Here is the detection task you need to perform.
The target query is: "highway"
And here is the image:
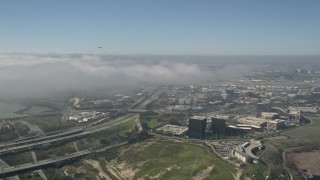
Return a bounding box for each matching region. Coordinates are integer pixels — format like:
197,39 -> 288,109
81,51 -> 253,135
134,92 -> 160,110
0,149 -> 91,176
128,97 -> 145,109
0,129 -> 83,149
0,93 -> 155,155
103,108 -> 182,114
0,113 -> 138,154
0,141 -> 129,177
86,113 -> 137,133
0,159 -> 19,180
0,132 -> 90,154
0,92 -> 161,176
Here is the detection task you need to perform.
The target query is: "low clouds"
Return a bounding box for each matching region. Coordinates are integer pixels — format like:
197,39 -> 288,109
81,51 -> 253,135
0,53 -> 211,97
0,53 -> 256,98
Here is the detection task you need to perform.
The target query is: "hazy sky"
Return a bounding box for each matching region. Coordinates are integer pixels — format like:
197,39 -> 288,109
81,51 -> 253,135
0,0 -> 319,55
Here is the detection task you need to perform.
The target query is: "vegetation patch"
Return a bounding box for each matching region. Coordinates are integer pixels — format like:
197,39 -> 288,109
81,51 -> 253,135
89,117 -> 135,142
113,140 -> 235,180
283,116 -> 320,143
29,115 -> 78,132
34,141 -> 78,160
140,112 -> 186,130
141,116 -> 165,129
1,151 -> 33,166
261,116 -> 320,180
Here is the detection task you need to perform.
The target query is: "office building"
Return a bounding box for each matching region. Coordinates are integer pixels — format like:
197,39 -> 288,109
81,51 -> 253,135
211,116 -> 227,136
188,116 -> 207,139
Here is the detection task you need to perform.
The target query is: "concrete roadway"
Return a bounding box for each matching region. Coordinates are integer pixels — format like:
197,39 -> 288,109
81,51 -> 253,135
0,113 -> 137,154
244,141 -> 262,159
0,132 -> 90,154
0,113 -> 139,154
85,113 -> 137,133
0,159 -> 20,180
0,93 -> 160,176
0,129 -> 83,149
0,149 -> 91,176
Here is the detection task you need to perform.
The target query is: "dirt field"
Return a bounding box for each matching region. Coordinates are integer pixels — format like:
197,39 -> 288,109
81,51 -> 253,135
84,160 -> 112,180
288,151 -> 320,179
192,165 -> 214,180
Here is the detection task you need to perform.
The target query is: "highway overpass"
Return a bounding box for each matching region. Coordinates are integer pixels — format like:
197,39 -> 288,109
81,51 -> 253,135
0,129 -> 84,149
0,132 -> 90,154
0,149 -> 91,176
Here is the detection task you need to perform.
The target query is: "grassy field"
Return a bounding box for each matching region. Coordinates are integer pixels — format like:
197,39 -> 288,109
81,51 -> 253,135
34,141 -> 78,160
283,116 -> 320,141
258,116 -> 320,179
141,116 -> 165,129
116,140 -> 235,180
239,116 -> 320,179
270,116 -> 320,149
140,112 -> 187,129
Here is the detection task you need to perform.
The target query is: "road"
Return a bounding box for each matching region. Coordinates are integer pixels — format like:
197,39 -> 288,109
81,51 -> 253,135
0,149 -> 91,176
244,141 -> 262,159
0,159 -> 20,180
86,113 -> 137,133
282,148 -> 294,180
0,128 -> 83,149
0,113 -> 137,154
94,141 -> 128,152
0,92 -> 159,177
128,97 -> 145,109
0,132 -> 90,154
134,93 -> 159,110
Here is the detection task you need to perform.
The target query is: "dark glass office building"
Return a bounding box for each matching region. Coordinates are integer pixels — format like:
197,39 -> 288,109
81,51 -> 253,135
188,116 -> 207,139
211,116 -> 227,136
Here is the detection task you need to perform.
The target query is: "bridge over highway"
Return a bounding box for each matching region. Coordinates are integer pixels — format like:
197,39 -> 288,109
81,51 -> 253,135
0,129 -> 84,149
0,149 -> 91,176
0,132 -> 90,154
0,141 -> 129,177
0,113 -> 138,154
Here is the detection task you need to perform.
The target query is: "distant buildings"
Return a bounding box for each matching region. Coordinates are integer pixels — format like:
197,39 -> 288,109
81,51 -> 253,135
267,119 -> 286,130
256,102 -> 271,112
226,88 -> 235,95
288,110 -> 301,124
261,112 -> 278,119
233,149 -> 253,163
237,116 -> 268,128
226,124 -> 252,136
233,141 -> 262,164
188,116 -> 207,139
288,106 -> 317,113
68,111 -> 107,123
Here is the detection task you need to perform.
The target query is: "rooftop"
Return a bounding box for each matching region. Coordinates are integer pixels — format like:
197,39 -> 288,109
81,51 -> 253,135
190,116 -> 207,121
213,115 -> 229,120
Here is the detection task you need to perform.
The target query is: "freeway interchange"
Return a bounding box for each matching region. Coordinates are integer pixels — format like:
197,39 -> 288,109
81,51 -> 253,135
0,92 -> 157,177
0,149 -> 91,176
